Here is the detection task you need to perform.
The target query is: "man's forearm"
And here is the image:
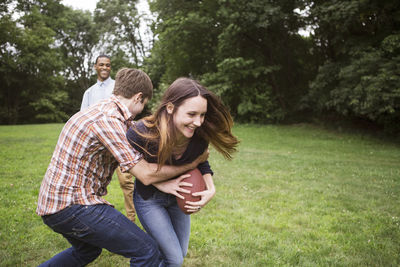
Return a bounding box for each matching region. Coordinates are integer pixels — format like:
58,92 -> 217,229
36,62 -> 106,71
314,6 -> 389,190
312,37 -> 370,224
129,159 -> 196,186
128,148 -> 209,186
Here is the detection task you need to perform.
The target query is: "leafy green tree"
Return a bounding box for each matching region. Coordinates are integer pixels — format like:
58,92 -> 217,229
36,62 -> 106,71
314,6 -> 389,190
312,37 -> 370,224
94,0 -> 147,68
55,7 -> 100,114
1,0 -> 154,124
304,0 -> 400,133
0,0 -> 68,124
208,0 -> 314,122
149,0 -> 220,81
149,0 -> 314,123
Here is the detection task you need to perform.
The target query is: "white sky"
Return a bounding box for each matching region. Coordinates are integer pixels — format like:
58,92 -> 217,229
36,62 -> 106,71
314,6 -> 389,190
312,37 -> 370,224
61,0 -> 153,62
61,0 -> 97,12
61,0 -> 150,15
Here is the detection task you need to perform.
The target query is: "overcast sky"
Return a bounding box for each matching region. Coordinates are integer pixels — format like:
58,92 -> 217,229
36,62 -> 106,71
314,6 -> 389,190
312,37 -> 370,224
61,0 -> 149,15
61,0 -> 97,12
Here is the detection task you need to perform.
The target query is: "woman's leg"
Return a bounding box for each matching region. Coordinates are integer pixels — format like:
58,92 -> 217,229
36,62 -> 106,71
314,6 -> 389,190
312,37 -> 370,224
167,199 -> 191,259
134,191 -> 190,267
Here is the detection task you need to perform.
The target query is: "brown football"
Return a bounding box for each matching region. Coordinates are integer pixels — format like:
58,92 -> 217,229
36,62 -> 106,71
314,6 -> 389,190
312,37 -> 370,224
176,168 -> 206,214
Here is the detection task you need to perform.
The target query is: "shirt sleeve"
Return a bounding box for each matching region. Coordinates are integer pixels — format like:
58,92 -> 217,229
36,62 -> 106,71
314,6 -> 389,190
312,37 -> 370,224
195,136 -> 213,175
80,90 -> 90,111
197,160 -> 213,176
91,116 -> 142,172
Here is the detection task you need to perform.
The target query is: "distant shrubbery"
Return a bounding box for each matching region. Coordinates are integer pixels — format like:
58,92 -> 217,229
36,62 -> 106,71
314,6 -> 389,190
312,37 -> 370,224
1,0 -> 399,134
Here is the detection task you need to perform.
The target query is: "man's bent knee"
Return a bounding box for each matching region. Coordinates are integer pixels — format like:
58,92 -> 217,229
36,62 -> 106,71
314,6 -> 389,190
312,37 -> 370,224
75,247 -> 102,265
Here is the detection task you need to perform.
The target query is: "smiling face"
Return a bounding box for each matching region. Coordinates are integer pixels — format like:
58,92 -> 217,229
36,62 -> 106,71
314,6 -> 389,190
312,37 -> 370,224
94,57 -> 111,82
168,95 -> 207,141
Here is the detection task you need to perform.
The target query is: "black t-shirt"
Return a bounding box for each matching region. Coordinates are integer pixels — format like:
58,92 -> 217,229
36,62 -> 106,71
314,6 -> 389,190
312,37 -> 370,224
126,120 -> 213,199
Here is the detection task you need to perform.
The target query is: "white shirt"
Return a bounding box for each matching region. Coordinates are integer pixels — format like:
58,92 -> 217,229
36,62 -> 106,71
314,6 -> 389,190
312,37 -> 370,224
80,77 -> 115,111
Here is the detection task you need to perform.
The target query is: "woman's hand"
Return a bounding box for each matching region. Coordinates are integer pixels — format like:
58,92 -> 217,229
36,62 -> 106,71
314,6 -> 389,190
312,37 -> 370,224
153,174 -> 193,199
184,173 -> 215,213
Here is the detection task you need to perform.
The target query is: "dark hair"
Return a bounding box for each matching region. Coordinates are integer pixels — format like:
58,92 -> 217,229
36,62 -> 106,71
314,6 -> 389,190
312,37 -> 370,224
95,54 -> 111,64
113,68 -> 153,100
137,77 -> 238,167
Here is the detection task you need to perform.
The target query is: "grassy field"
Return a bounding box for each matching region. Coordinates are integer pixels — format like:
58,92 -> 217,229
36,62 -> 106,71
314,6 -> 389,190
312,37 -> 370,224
0,123 -> 399,266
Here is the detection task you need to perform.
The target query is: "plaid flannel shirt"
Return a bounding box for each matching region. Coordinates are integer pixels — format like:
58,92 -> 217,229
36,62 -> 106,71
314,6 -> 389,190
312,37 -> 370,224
36,95 -> 142,216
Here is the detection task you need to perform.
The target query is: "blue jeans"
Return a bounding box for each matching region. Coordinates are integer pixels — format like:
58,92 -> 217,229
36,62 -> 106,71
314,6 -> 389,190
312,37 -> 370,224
134,190 -> 190,267
39,204 -> 164,267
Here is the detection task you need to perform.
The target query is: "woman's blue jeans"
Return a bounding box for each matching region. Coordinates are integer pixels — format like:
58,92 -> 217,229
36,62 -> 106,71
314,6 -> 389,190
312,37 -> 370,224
134,190 -> 191,267
39,204 -> 164,267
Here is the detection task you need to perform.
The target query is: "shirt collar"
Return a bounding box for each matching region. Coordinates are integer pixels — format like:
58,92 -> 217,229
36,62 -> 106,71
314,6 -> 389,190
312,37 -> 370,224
110,95 -> 134,121
97,77 -> 112,87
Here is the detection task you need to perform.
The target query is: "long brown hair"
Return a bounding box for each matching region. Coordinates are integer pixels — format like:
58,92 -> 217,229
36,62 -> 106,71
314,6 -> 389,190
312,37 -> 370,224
134,77 -> 239,167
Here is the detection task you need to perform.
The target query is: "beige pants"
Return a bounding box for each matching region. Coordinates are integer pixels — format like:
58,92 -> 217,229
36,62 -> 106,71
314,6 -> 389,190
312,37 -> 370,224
116,167 -> 136,223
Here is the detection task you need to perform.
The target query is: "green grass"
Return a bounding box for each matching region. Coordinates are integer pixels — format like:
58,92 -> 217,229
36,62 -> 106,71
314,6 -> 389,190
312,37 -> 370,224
1,123 -> 400,266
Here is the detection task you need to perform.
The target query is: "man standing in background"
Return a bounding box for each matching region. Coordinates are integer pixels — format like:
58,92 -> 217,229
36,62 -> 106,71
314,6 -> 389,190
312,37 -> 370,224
81,55 -> 136,223
81,55 -> 115,110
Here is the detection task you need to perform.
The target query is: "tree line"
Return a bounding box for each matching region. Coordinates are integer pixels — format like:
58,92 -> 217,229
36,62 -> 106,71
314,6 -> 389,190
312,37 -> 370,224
1,0 -> 399,134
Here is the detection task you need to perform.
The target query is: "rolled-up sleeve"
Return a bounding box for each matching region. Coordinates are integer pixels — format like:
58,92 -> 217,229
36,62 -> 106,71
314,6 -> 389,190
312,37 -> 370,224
197,160 -> 213,176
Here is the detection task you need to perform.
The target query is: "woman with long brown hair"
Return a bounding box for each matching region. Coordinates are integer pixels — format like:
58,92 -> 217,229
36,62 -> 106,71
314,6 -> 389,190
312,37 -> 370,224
127,77 -> 238,266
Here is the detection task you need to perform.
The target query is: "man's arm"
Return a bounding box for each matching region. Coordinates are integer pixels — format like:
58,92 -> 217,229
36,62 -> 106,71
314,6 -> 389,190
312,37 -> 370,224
128,148 -> 209,185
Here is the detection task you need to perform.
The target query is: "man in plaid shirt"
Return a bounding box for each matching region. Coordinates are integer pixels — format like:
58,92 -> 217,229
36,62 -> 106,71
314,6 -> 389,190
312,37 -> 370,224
37,68 -> 208,267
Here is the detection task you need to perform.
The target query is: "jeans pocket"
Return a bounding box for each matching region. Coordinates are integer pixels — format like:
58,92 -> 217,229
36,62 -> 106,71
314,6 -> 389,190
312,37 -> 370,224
44,208 -> 93,239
